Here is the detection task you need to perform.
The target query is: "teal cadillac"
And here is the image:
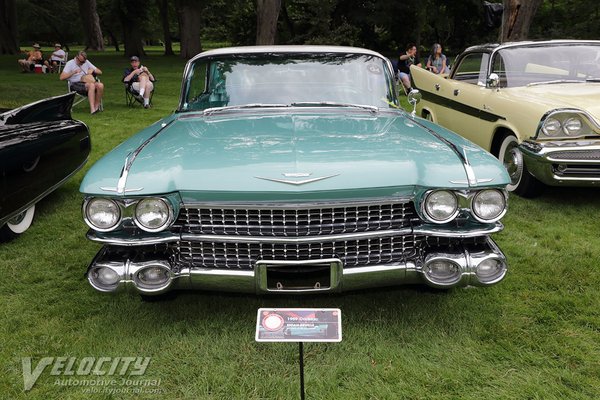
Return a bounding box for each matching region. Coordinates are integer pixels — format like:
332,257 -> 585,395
81,46 -> 510,296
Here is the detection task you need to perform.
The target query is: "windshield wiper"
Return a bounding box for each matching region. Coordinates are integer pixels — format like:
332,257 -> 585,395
202,103 -> 289,115
527,79 -> 585,87
290,101 -> 379,113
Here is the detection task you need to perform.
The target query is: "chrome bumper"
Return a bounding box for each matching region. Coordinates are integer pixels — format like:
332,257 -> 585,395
86,237 -> 507,295
521,140 -> 600,186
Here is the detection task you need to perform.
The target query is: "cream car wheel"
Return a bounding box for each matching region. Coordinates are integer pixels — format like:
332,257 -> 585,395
0,205 -> 35,241
498,135 -> 523,191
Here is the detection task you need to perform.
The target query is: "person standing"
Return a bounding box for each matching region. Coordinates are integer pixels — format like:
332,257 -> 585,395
60,51 -> 104,114
397,43 -> 421,93
123,56 -> 155,108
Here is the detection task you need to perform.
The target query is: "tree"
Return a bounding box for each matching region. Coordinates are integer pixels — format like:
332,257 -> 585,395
116,0 -> 146,57
176,0 -> 202,59
256,0 -> 281,45
500,0 -> 542,42
0,0 -> 18,54
78,0 -> 104,51
157,0 -> 174,55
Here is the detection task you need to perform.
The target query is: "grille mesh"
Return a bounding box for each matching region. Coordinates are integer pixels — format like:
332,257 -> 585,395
547,150 -> 600,161
173,201 -> 416,237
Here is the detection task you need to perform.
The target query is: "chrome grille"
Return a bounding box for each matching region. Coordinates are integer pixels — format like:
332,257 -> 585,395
174,235 -> 423,270
547,150 -> 600,161
173,201 -> 416,237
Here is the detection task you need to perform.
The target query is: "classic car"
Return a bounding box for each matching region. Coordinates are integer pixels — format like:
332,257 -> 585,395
80,46 -> 510,297
0,93 -> 90,241
411,40 -> 600,197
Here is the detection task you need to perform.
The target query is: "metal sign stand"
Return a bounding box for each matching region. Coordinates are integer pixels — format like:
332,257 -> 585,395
299,342 -> 305,400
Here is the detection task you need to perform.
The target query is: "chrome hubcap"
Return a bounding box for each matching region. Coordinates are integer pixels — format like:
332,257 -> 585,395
503,144 -> 523,186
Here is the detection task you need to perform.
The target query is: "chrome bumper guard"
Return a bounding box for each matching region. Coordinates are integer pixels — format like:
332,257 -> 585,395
86,237 -> 507,295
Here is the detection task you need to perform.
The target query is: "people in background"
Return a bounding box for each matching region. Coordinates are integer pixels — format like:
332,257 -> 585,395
44,43 -> 66,73
397,43 -> 421,92
60,51 -> 104,114
18,43 -> 43,73
426,43 -> 450,75
123,56 -> 155,108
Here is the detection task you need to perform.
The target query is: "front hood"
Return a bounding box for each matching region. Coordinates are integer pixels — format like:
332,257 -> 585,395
81,110 -> 506,200
510,83 -> 600,116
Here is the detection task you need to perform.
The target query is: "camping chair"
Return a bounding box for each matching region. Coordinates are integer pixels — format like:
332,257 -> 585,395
67,78 -> 103,110
57,51 -> 68,73
125,80 -> 155,107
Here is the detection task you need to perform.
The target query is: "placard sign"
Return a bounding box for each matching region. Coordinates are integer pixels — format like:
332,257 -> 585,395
255,308 -> 342,342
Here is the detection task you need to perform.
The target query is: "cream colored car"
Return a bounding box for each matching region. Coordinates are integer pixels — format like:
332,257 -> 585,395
411,40 -> 600,197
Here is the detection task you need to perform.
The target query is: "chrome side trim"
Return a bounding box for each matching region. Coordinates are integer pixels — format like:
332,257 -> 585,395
177,197 -> 413,209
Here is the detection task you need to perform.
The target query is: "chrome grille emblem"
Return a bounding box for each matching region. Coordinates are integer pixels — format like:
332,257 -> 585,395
255,173 -> 339,185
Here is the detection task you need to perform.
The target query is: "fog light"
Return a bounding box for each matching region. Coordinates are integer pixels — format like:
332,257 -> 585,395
136,266 -> 170,287
89,267 -> 121,291
424,260 -> 462,285
476,258 -> 505,284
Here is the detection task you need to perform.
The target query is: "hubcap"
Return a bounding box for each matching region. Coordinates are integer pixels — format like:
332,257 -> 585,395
503,144 -> 523,186
8,211 -> 26,225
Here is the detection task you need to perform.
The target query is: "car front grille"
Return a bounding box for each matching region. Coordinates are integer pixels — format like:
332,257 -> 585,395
173,200 -> 417,237
173,235 -> 423,270
547,150 -> 600,161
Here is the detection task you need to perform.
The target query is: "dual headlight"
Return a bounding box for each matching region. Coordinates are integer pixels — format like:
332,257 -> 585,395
84,197 -> 173,232
539,111 -> 598,139
422,189 -> 507,224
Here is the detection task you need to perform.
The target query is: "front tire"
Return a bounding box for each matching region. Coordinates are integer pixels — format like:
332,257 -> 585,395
0,205 -> 35,242
497,135 -> 544,198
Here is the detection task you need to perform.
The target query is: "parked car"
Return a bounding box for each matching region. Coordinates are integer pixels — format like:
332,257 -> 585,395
411,40 -> 600,197
0,93 -> 90,241
80,46 -> 510,297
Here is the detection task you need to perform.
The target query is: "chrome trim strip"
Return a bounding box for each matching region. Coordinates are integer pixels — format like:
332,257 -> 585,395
181,229 -> 413,243
178,197 -> 413,209
254,174 -> 340,185
87,230 -> 179,245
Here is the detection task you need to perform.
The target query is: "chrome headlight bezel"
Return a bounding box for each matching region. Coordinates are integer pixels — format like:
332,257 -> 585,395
133,197 -> 174,232
470,189 -> 508,223
83,197 -> 122,232
537,110 -> 598,140
422,190 -> 460,224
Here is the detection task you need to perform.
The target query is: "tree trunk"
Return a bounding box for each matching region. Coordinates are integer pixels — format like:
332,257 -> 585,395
500,0 -> 542,42
78,0 -> 104,51
177,0 -> 202,59
256,0 -> 281,45
0,0 -> 18,55
106,29 -> 120,52
158,0 -> 174,56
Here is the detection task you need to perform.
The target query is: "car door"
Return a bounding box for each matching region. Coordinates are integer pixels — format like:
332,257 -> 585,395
412,52 -> 496,150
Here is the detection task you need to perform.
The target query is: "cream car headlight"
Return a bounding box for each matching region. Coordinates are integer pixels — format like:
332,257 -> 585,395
562,117 -> 582,136
84,198 -> 121,231
471,189 -> 507,223
423,190 -> 459,223
134,198 -> 173,232
541,117 -> 561,136
538,111 -> 597,139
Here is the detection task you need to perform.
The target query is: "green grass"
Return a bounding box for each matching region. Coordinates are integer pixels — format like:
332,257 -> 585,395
1,50 -> 599,399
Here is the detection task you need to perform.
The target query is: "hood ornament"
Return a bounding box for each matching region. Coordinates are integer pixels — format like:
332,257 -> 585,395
255,173 -> 339,186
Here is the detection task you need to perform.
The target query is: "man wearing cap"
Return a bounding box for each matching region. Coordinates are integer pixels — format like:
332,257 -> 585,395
18,44 -> 43,73
123,56 -> 155,108
60,51 -> 104,114
44,43 -> 66,73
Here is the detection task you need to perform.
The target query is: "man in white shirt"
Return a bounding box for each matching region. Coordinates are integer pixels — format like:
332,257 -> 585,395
44,43 -> 66,73
60,51 -> 104,114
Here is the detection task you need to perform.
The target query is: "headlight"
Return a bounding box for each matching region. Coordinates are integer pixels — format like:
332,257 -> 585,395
471,189 -> 507,223
562,117 -> 582,136
423,190 -> 459,223
84,198 -> 121,231
134,198 -> 172,232
541,117 -> 561,136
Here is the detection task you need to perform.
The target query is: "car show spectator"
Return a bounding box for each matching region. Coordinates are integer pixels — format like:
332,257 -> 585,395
123,56 -> 155,108
60,51 -> 104,114
44,43 -> 66,73
397,43 -> 421,93
18,44 -> 43,73
426,43 -> 450,75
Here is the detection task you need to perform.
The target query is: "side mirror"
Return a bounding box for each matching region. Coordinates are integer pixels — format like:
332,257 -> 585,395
487,73 -> 500,88
407,89 -> 422,116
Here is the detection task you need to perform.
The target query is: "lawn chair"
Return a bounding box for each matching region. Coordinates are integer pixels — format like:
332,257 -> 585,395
67,79 -> 103,110
125,80 -> 155,107
57,51 -> 68,74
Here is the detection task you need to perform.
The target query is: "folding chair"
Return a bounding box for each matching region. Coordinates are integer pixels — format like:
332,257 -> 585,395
57,51 -> 68,73
125,81 -> 155,107
68,79 -> 103,110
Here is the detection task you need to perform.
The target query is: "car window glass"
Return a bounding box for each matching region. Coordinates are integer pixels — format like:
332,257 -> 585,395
453,53 -> 489,86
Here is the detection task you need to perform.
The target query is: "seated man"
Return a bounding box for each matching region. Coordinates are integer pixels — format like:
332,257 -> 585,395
123,56 -> 155,108
44,43 -> 66,73
18,44 -> 43,73
397,43 -> 422,93
60,51 -> 104,114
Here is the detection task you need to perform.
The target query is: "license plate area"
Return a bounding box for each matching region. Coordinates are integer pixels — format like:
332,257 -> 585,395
256,259 -> 343,293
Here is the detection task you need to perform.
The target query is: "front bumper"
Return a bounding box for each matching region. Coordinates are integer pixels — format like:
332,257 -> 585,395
86,236 -> 507,295
521,140 -> 600,186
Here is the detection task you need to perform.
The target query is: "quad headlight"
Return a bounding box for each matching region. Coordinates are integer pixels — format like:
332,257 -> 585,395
423,190 -> 459,223
539,111 -> 597,139
84,198 -> 121,231
134,198 -> 173,232
471,189 -> 507,223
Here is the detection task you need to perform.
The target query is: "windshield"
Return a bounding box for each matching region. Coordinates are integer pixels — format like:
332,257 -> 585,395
494,44 -> 600,88
180,53 -> 398,112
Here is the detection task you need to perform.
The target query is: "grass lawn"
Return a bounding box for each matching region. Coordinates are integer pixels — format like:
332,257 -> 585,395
0,49 -> 599,399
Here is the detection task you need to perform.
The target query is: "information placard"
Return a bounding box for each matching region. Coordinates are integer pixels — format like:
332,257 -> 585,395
255,308 -> 342,342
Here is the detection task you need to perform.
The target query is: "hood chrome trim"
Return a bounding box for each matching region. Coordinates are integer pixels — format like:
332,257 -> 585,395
254,174 -> 339,185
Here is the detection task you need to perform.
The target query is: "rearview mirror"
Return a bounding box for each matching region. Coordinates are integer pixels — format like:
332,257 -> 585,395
407,89 -> 422,116
487,73 -> 500,88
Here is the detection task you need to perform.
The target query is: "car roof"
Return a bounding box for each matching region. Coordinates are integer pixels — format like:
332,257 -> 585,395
463,39 -> 600,53
189,45 -> 386,63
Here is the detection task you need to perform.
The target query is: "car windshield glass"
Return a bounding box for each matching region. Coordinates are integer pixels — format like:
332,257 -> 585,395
180,53 -> 398,112
496,44 -> 600,88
